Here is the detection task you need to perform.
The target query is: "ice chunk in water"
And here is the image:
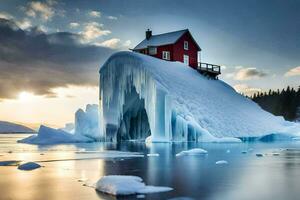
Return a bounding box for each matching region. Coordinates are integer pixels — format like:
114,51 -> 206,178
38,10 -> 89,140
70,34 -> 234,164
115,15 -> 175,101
18,162 -> 41,171
176,148 -> 208,156
95,175 -> 172,195
216,160 -> 228,165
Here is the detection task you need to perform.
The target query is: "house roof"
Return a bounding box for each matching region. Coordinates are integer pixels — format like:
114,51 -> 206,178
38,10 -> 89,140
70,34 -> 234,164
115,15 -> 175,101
133,29 -> 201,50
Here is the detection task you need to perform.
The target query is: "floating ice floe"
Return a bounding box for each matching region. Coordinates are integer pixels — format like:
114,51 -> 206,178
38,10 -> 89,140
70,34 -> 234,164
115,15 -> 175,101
137,194 -> 145,198
95,175 -> 173,195
18,162 -> 41,171
176,148 -> 208,156
18,125 -> 94,145
147,153 -> 160,157
216,160 -> 228,165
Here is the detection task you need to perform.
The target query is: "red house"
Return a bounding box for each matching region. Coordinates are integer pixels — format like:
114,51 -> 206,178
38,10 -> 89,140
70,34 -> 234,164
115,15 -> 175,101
133,29 -> 221,78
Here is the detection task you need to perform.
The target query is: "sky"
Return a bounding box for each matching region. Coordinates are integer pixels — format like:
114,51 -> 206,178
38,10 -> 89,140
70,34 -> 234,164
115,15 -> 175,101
0,0 -> 299,128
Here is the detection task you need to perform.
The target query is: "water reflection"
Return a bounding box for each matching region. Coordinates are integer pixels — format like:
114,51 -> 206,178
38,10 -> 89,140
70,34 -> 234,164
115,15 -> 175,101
1,134 -> 300,200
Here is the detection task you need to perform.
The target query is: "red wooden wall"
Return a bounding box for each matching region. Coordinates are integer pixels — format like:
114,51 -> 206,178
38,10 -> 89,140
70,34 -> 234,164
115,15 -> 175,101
137,32 -> 200,69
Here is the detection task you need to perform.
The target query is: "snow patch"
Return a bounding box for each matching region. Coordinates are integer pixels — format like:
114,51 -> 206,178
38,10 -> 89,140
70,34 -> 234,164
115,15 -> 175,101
19,125 -> 94,145
95,175 -> 172,195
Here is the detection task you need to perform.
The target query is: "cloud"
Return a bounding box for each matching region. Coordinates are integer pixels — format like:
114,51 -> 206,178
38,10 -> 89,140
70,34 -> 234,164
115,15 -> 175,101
107,16 -> 118,20
81,22 -> 111,41
0,12 -> 13,20
0,18 -> 115,99
24,1 -> 55,21
123,40 -> 131,47
96,38 -> 121,49
69,22 -> 80,28
15,18 -> 32,29
233,84 -> 262,96
284,66 -> 300,77
235,67 -> 267,80
89,10 -> 101,18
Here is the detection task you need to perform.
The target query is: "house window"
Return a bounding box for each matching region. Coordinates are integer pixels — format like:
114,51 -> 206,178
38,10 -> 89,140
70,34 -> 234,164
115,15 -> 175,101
184,41 -> 189,50
149,47 -> 157,55
162,51 -> 170,60
183,55 -> 189,65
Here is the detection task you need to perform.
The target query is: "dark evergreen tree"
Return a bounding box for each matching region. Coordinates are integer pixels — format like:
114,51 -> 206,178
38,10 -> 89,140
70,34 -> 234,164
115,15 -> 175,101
251,86 -> 300,121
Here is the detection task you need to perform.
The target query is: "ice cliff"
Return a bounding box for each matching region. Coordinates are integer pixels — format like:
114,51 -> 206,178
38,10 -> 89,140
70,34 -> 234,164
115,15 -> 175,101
99,51 -> 300,142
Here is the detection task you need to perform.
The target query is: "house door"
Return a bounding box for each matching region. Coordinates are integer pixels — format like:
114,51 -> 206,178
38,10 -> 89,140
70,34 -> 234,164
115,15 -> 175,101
184,55 -> 189,65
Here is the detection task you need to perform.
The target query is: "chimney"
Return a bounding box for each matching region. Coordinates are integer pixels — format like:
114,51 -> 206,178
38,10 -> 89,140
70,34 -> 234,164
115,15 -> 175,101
146,29 -> 152,40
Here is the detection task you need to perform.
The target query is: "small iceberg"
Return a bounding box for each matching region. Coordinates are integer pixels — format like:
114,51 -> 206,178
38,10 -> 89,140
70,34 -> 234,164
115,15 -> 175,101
95,175 -> 172,195
216,160 -> 228,165
18,162 -> 41,171
18,125 -> 94,145
176,148 -> 208,156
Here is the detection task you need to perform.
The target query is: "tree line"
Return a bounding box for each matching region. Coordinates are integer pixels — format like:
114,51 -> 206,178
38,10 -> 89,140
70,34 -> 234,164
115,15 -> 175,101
250,86 -> 300,121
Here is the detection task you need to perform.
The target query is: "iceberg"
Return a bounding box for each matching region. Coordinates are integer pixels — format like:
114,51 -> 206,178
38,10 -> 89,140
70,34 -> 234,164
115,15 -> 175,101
19,125 -> 93,145
59,123 -> 75,133
75,104 -> 100,139
99,51 -> 300,142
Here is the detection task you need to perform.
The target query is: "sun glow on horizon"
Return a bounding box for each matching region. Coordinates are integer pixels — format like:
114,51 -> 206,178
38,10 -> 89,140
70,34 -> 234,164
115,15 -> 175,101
0,86 -> 98,127
18,91 -> 35,102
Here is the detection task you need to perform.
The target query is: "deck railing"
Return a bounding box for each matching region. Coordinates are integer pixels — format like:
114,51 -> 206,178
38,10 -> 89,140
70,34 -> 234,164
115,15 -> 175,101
197,62 -> 221,74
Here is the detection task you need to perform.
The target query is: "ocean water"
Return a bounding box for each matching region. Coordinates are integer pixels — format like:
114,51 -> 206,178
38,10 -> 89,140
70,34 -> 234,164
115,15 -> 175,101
1,134 -> 300,200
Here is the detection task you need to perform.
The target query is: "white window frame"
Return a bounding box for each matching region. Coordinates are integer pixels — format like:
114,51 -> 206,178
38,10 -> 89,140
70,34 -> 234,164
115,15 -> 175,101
162,51 -> 170,60
149,47 -> 157,55
184,41 -> 189,50
183,54 -> 189,65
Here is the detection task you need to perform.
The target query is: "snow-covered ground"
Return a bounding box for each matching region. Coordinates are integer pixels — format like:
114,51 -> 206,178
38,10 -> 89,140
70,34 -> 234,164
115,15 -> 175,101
0,121 -> 34,133
99,51 -> 300,142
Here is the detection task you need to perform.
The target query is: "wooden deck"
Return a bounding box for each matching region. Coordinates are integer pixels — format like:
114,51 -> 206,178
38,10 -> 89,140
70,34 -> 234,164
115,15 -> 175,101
197,62 -> 221,79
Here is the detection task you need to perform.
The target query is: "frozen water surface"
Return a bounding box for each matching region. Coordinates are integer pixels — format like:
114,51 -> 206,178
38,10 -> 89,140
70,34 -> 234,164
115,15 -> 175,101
1,134 -> 300,200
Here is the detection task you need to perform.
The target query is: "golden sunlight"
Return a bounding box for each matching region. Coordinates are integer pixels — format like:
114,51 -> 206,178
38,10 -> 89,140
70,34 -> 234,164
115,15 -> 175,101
18,91 -> 35,101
